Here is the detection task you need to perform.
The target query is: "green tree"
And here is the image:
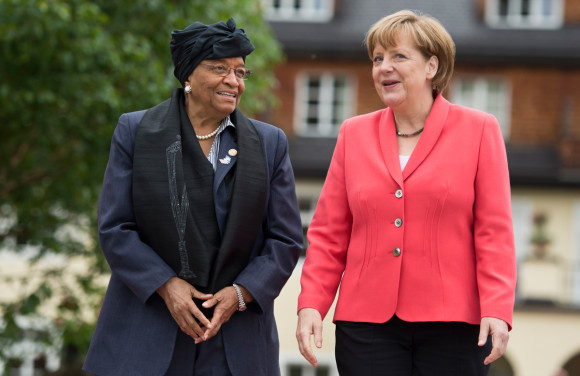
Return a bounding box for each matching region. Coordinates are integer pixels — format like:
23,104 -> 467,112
0,0 -> 283,372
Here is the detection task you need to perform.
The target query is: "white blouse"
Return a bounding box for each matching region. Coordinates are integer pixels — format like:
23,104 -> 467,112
399,155 -> 411,171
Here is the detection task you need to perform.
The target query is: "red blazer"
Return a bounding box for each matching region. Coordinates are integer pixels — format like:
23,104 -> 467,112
298,95 -> 516,329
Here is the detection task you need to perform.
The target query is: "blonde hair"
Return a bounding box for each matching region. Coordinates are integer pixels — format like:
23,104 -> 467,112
365,10 -> 456,93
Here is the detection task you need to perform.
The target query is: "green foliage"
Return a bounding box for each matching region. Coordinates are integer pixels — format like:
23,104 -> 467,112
0,0 -> 283,372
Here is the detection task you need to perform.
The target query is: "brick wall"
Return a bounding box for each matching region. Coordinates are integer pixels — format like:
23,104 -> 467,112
266,60 -> 580,150
454,65 -> 580,146
565,0 -> 580,24
267,58 -> 383,137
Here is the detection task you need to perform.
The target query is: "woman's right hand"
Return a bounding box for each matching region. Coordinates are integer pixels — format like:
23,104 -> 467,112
296,307 -> 323,367
156,277 -> 214,343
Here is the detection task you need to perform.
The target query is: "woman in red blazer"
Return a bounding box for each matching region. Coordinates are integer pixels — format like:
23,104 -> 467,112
296,10 -> 516,376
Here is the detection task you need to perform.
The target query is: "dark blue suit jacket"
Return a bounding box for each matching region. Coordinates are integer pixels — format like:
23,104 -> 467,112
83,108 -> 302,376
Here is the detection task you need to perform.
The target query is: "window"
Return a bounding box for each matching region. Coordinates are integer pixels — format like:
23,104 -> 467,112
295,182 -> 323,256
264,0 -> 334,22
298,196 -> 315,255
572,202 -> 580,306
485,0 -> 563,29
295,73 -> 354,137
511,197 -> 534,263
280,353 -> 339,376
287,364 -> 331,376
452,77 -> 511,141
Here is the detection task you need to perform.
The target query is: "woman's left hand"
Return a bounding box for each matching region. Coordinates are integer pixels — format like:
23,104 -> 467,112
478,317 -> 509,365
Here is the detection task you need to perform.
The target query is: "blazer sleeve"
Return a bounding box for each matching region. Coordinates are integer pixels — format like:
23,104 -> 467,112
473,114 -> 517,329
235,128 -> 303,312
98,113 -> 176,303
297,123 -> 353,319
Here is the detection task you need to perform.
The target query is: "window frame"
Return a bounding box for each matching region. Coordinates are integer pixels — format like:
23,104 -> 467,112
264,0 -> 334,22
485,0 -> 564,29
294,180 -> 324,256
280,352 -> 339,376
511,197 -> 534,264
294,71 -> 355,138
572,201 -> 580,306
451,75 -> 512,141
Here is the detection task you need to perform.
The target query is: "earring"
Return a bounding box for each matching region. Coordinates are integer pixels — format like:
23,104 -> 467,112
184,84 -> 191,94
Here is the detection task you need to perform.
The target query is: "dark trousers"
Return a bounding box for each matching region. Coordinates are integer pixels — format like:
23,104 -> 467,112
335,316 -> 492,376
164,329 -> 232,376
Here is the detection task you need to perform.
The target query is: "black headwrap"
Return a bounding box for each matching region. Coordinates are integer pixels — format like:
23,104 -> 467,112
170,17 -> 255,86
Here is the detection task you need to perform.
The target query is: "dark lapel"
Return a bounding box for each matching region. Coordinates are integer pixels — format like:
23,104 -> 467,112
209,108 -> 268,291
213,128 -> 237,234
133,89 -> 220,290
213,128 -> 238,196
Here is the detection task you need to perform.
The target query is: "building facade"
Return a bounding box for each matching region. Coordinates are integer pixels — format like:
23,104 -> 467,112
263,0 -> 580,375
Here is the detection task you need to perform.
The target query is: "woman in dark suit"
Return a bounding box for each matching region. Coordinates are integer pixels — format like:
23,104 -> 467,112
296,10 -> 516,376
83,18 -> 302,376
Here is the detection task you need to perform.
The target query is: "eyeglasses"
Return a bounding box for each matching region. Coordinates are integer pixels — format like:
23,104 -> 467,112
199,63 -> 252,80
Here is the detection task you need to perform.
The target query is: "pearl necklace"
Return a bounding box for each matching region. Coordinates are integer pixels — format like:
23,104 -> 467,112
396,127 -> 424,137
196,126 -> 220,140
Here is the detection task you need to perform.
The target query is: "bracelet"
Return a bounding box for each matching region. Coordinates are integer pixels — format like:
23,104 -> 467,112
232,283 -> 247,312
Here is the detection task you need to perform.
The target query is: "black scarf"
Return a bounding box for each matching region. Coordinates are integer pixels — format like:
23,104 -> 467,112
132,89 -> 267,293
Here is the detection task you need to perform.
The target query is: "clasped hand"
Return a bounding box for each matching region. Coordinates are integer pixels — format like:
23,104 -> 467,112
157,277 -> 239,344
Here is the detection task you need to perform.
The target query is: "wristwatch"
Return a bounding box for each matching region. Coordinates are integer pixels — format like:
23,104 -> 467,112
232,283 -> 247,312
